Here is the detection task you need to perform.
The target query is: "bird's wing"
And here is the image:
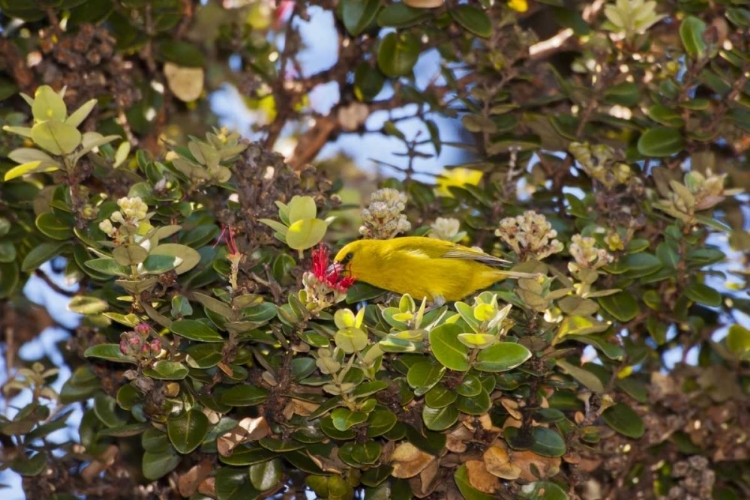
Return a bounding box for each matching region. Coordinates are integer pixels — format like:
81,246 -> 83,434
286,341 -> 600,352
388,238 -> 511,267
442,247 -> 511,267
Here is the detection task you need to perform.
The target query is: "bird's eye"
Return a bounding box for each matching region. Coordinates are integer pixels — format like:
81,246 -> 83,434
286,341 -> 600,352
342,252 -> 354,264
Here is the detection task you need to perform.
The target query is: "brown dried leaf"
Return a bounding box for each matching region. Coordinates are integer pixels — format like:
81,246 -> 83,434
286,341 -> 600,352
465,460 -> 500,494
483,445 -> 521,480
391,442 -> 436,479
178,460 -> 213,498
81,445 -> 118,483
198,477 -> 215,497
290,398 -> 320,417
217,416 -> 271,456
478,413 -> 501,433
511,449 -> 561,481
418,457 -> 441,495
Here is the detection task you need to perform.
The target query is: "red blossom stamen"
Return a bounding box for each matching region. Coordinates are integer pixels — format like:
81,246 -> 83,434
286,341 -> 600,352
215,225 -> 241,256
311,244 -> 356,292
312,244 -> 330,281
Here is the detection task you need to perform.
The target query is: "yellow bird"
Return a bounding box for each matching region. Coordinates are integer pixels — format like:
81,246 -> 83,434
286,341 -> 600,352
334,237 -> 538,304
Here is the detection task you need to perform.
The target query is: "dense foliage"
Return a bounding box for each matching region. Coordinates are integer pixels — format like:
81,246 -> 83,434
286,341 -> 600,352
1,1 -> 749,499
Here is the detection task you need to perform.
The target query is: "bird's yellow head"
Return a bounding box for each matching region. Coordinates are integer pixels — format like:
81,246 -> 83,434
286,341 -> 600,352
333,239 -> 376,282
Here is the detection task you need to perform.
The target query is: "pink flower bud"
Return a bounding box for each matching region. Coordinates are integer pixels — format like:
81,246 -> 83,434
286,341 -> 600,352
150,338 -> 162,353
135,323 -> 150,335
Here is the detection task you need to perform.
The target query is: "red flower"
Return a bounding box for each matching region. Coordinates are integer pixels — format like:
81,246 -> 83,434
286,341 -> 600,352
311,245 -> 356,293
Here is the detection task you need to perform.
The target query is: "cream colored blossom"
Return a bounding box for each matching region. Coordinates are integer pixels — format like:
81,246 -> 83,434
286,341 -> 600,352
359,188 -> 411,239
428,217 -> 465,242
569,234 -> 614,273
495,211 -> 563,261
98,219 -> 115,236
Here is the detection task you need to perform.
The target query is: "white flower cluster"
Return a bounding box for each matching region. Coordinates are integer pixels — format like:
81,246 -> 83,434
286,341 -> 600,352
359,188 -> 411,240
428,217 -> 466,242
495,210 -> 563,261
569,234 -> 614,273
99,196 -> 149,237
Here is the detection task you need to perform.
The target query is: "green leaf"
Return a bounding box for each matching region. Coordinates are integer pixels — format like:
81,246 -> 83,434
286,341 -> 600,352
566,335 -> 624,360
331,407 -> 368,431
141,254 -> 179,274
290,357 -> 317,381
12,451 -> 48,477
680,16 -> 707,59
93,393 -> 128,428
68,295 -> 108,315
530,427 -> 566,457
517,480 -> 569,500
142,360 -> 189,380
84,344 -> 136,364
97,422 -> 152,437
143,448 -> 181,480
31,120 -> 82,155
429,323 -> 470,371
683,282 -> 721,307
339,441 -> 382,467
170,319 -> 224,342
36,211 -> 74,240
377,3 -> 429,28
646,316 -> 668,345
167,409 -> 209,454
249,459 -> 282,491
606,252 -> 661,276
726,7 -> 750,27
425,385 -> 457,408
334,327 -> 369,353
150,243 -> 201,274
346,282 -> 386,303
8,148 -> 60,168
288,195 -> 318,223
407,360 -> 445,394
422,404 -> 459,431
21,241 -> 67,272
112,244 -> 149,266
603,82 -> 640,106
0,262 -> 20,299
0,241 -> 16,263
598,291 -> 639,322
455,375 -> 482,397
286,218 -> 328,250
84,257 -> 129,277
219,445 -> 278,466
0,218 -> 11,238
32,86 -> 67,122
242,302 -> 277,323
156,40 -> 205,67
450,5 -> 492,38
602,403 -> 645,438
474,342 -> 531,372
727,325 -> 750,355
0,77 -> 17,101
341,0 -> 380,36
185,343 -> 223,368
455,389 -> 491,415
377,32 -> 421,78
4,160 -> 60,181
66,98 -> 98,128
215,466 -> 260,500
366,410 -> 398,438
354,63 -> 385,102
220,385 -> 269,407
637,127 -> 685,157
647,104 -> 685,128
556,360 -> 604,393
